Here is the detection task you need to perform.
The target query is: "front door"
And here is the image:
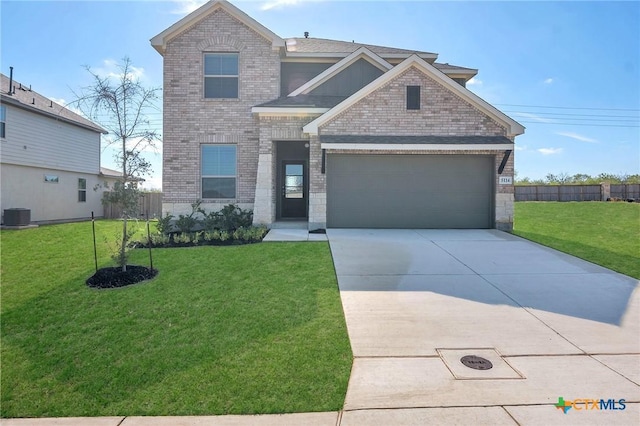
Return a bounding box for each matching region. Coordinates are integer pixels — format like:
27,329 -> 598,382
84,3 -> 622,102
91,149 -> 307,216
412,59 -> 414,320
281,161 -> 307,218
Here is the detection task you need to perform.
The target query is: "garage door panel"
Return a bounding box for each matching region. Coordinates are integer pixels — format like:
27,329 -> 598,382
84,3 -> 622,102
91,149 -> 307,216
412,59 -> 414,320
327,154 -> 493,228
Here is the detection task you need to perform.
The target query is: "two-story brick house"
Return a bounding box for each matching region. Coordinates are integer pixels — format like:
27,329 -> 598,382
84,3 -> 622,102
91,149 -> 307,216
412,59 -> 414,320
152,0 -> 524,231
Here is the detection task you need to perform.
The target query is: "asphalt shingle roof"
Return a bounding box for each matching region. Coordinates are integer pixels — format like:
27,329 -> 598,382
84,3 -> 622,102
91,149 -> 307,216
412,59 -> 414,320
1,74 -> 106,133
286,37 -> 436,56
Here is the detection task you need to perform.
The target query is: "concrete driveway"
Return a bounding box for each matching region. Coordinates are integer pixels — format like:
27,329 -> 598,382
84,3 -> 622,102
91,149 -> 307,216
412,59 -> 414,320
327,229 -> 640,425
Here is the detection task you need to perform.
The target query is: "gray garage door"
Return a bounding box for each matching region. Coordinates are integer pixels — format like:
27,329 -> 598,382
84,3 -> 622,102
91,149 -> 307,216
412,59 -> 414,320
327,154 -> 494,228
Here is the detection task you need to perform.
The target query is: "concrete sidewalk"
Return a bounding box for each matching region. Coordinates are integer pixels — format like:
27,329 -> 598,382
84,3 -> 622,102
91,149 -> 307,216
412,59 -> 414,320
328,229 -> 640,424
1,413 -> 338,426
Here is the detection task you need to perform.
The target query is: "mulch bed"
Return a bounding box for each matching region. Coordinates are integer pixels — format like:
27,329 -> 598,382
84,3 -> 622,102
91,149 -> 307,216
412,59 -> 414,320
86,265 -> 157,289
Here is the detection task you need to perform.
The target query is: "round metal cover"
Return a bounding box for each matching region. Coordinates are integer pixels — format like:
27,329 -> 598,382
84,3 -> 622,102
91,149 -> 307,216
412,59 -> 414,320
460,355 -> 493,370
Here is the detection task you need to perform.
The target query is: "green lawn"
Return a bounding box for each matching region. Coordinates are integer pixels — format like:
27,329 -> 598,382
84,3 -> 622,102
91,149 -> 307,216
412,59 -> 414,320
513,202 -> 640,279
1,221 -> 352,417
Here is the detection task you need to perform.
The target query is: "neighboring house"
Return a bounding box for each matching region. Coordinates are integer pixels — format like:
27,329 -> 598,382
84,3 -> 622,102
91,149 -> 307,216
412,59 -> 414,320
152,0 -> 524,231
0,72 -> 110,224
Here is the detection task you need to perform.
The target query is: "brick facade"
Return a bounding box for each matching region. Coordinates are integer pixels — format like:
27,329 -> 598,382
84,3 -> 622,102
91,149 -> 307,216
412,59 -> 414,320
162,8 -> 279,215
321,68 -> 507,137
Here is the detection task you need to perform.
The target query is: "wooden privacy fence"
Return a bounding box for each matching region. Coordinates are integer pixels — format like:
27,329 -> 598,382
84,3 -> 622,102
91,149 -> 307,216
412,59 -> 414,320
611,184 -> 640,200
103,192 -> 163,219
515,184 -> 640,202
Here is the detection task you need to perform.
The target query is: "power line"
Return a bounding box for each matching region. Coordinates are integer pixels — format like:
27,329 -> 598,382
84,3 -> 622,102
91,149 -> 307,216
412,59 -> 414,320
495,103 -> 640,112
503,110 -> 639,119
518,121 -> 639,128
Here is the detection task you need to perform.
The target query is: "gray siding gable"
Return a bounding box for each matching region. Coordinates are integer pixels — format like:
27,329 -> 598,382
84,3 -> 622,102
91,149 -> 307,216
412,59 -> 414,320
309,58 -> 384,97
281,62 -> 333,96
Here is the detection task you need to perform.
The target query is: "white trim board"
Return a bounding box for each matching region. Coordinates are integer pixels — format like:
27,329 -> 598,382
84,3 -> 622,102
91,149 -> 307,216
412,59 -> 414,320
321,143 -> 514,151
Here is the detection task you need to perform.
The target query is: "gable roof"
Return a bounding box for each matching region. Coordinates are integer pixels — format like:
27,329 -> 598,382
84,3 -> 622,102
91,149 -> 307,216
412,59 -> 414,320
288,47 -> 392,97
1,74 -> 107,134
303,55 -> 525,137
284,37 -> 437,61
151,0 -> 285,55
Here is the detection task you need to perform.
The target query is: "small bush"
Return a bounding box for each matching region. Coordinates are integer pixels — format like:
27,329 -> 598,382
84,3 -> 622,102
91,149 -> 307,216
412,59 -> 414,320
149,233 -> 170,246
156,212 -> 174,234
174,233 -> 192,245
204,230 -> 220,242
175,201 -> 202,233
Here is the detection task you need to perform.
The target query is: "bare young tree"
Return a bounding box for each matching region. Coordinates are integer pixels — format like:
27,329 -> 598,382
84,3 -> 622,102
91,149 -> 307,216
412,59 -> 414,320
73,57 -> 161,271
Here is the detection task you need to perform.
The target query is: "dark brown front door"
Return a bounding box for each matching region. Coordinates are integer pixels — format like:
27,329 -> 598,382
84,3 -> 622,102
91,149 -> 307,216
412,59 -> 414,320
281,161 -> 307,218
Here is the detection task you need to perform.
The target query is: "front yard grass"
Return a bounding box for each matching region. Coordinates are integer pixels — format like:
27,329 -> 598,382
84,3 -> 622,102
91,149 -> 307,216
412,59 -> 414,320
1,221 -> 352,417
513,202 -> 640,279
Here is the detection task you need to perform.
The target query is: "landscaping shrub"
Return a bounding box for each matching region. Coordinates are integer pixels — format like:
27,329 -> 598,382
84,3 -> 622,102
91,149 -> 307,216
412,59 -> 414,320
145,203 -> 267,248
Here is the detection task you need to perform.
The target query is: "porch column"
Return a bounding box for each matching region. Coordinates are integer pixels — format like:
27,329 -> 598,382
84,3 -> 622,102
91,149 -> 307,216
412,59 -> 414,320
253,153 -> 275,225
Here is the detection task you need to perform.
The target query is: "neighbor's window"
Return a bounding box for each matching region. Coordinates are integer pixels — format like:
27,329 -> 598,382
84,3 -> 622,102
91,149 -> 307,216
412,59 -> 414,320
204,53 -> 239,98
44,175 -> 59,183
78,178 -> 87,202
407,85 -> 421,110
201,144 -> 237,198
0,105 -> 6,138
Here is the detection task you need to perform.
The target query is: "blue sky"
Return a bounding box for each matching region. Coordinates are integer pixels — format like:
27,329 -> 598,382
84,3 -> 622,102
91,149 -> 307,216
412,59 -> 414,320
1,0 -> 639,189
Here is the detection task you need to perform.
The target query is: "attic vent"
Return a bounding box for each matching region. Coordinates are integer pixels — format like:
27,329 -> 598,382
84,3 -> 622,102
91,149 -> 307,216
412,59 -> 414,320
304,31 -> 309,38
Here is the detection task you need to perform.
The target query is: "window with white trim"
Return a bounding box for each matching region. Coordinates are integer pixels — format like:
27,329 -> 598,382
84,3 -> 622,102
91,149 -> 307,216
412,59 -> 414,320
78,178 -> 87,202
204,53 -> 239,98
201,145 -> 237,199
0,105 -> 6,138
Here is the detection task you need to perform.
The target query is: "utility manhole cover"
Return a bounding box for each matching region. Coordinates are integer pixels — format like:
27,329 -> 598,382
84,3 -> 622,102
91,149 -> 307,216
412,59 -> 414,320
460,355 -> 493,370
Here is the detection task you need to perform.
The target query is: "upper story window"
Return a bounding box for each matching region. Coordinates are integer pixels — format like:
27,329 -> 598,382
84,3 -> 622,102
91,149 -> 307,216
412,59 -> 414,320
201,144 -> 237,199
406,86 -> 421,110
204,53 -> 239,99
0,105 -> 6,138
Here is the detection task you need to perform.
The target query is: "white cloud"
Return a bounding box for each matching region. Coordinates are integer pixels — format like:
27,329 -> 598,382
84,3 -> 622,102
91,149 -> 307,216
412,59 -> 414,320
93,59 -> 145,81
512,112 -> 555,123
261,0 -> 326,11
514,145 -> 527,151
543,78 -> 554,84
140,175 -> 163,191
555,131 -> 598,143
171,0 -> 207,15
467,77 -> 483,86
49,97 -> 67,106
538,147 -> 563,155
48,97 -> 86,117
